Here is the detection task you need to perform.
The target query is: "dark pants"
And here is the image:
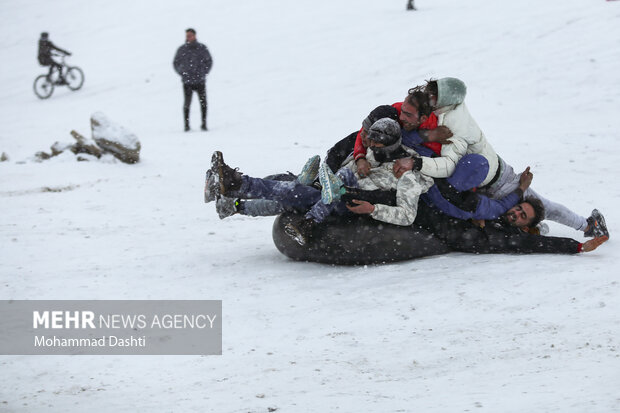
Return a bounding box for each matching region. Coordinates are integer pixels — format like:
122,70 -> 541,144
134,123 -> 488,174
229,169 -> 359,223
43,59 -> 63,80
183,82 -> 207,127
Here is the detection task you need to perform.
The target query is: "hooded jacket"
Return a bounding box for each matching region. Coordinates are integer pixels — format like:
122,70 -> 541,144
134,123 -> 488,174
173,41 -> 213,84
419,78 -> 499,186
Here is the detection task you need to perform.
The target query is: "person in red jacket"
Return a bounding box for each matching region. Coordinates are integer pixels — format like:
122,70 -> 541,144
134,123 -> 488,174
353,90 -> 451,177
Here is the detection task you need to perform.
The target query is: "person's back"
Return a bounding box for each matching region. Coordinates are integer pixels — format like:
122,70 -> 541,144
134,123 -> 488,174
426,78 -> 499,186
38,38 -> 52,65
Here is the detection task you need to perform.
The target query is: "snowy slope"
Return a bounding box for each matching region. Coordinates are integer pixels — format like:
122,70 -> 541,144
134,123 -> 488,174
1,0 -> 619,411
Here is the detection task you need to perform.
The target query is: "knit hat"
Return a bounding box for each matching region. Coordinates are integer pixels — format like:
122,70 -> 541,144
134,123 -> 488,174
436,77 -> 467,108
362,105 -> 399,132
367,118 -> 401,146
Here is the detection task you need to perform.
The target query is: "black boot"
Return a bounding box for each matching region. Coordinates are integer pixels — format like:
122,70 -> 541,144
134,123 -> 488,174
216,197 -> 239,219
284,217 -> 317,246
211,151 -> 243,197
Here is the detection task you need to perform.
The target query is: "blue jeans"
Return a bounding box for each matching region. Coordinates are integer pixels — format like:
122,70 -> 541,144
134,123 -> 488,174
230,169 -> 358,223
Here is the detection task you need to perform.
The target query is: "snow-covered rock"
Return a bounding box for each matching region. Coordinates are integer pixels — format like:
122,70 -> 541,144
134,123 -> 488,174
91,112 -> 141,164
70,129 -> 103,158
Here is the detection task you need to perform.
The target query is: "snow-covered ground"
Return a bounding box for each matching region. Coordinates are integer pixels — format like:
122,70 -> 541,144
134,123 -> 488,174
1,0 -> 619,411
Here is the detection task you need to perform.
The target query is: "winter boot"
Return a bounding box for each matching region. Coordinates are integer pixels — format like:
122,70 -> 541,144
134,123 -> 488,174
201,122 -> 208,131
584,209 -> 609,238
296,155 -> 320,186
318,163 -> 345,204
216,197 -> 239,219
211,151 -> 243,197
204,170 -> 217,203
284,217 -> 317,246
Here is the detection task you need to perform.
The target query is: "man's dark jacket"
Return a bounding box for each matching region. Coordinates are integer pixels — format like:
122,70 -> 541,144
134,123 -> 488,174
173,41 -> 213,84
38,40 -> 70,65
415,202 -> 581,254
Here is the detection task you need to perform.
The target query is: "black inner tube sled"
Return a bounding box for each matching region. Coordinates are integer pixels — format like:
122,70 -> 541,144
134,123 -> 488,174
272,212 -> 449,265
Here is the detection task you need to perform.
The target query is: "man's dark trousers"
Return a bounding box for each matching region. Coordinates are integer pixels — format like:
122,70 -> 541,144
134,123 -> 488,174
183,82 -> 207,129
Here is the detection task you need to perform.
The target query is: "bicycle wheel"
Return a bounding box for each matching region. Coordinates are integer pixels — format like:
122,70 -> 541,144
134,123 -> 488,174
65,66 -> 84,91
33,75 -> 54,99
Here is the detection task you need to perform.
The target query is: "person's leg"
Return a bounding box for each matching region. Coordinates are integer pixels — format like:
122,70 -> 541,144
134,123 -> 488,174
53,62 -> 65,82
341,188 -> 397,206
216,197 -> 288,219
284,168 -> 358,245
217,174 -> 314,219
229,175 -> 321,211
523,187 -> 588,231
183,84 -> 192,130
239,199 -> 287,216
197,82 -> 207,130
306,168 -> 358,222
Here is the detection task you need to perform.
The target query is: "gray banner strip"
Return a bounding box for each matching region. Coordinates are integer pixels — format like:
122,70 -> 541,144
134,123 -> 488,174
0,300 -> 222,355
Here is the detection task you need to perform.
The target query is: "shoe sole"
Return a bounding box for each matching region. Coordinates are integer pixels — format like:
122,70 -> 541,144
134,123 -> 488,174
216,197 -> 237,220
319,164 -> 343,204
204,170 -> 216,203
211,151 -> 226,197
592,209 -> 609,237
297,155 -> 320,186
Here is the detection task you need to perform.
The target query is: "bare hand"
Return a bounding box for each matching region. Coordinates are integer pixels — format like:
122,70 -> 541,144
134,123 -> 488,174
346,199 -> 375,214
356,158 -> 371,178
422,126 -> 453,144
393,158 -> 414,178
518,167 -> 533,191
581,235 -> 609,252
471,219 -> 486,228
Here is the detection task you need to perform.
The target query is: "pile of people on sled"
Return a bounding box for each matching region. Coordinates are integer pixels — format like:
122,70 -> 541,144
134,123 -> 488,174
204,77 -> 609,256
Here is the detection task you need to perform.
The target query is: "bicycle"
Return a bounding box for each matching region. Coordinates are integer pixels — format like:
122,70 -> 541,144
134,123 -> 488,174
33,54 -> 85,99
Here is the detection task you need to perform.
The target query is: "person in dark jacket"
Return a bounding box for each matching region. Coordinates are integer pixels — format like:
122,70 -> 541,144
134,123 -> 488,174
414,199 -> 608,255
173,28 -> 213,132
38,32 -> 71,83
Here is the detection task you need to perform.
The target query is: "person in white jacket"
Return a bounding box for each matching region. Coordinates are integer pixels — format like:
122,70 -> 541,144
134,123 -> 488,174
393,77 -> 608,237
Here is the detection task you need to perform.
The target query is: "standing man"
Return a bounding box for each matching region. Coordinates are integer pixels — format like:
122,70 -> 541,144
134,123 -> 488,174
173,28 -> 213,132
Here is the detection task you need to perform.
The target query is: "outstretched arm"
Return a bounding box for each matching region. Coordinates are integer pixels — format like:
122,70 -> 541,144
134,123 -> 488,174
50,42 -> 71,55
581,236 -> 609,252
393,136 -> 468,179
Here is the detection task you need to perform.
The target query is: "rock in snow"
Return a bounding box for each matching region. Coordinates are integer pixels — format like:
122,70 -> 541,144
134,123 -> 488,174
91,112 -> 141,164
